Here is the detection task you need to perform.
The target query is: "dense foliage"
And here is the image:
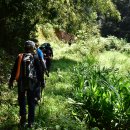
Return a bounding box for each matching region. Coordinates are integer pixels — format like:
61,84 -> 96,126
0,0 -> 120,53
1,28 -> 130,129
71,54 -> 130,129
1,1 -> 130,129
0,0 -> 46,53
101,0 -> 130,41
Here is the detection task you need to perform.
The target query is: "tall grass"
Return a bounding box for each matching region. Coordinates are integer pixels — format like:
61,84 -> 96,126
71,54 -> 130,129
1,26 -> 130,130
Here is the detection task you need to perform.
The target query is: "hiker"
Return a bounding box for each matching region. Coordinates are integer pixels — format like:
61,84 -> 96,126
35,40 -> 46,68
40,43 -> 53,73
34,40 -> 48,103
8,40 -> 44,128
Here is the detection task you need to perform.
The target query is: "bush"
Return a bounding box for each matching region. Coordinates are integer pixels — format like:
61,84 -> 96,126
104,36 -> 126,51
71,55 -> 130,129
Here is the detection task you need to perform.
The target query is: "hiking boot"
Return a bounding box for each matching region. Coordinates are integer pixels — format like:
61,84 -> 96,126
34,97 -> 40,105
19,122 -> 26,128
19,115 -> 26,127
28,123 -> 33,128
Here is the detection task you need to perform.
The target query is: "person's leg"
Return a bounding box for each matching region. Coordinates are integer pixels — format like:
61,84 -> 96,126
46,59 -> 51,73
34,82 -> 41,103
27,89 -> 35,127
18,90 -> 26,126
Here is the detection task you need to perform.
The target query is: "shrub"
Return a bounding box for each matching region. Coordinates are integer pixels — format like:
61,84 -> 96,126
71,55 -> 130,129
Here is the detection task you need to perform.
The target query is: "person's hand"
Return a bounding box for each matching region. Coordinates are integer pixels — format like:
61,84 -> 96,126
8,81 -> 13,89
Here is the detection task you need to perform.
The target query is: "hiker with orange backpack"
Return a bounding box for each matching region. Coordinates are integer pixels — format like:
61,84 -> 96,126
9,40 -> 44,128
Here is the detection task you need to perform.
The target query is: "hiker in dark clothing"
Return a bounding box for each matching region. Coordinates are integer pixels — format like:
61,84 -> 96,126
34,40 -> 48,103
9,40 -> 44,128
31,39 -> 49,100
40,43 -> 53,73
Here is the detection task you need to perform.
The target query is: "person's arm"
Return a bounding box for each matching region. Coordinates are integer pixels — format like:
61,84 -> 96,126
9,57 -> 18,89
50,48 -> 53,57
41,57 -> 49,77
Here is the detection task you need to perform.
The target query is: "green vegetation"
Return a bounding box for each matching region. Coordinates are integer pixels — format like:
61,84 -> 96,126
1,34 -> 130,129
0,0 -> 121,53
71,55 -> 130,129
1,0 -> 130,130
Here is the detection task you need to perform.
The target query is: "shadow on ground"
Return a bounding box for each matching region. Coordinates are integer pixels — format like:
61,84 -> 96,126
0,123 -> 20,130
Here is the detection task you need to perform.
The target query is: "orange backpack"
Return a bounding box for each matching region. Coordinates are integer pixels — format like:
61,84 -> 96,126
15,53 -> 23,81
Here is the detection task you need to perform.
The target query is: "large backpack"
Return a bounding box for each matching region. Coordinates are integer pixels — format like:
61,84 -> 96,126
40,43 -> 53,58
21,53 -> 37,80
15,53 -> 37,81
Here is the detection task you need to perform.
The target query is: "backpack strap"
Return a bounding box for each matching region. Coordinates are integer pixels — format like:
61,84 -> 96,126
15,53 -> 23,81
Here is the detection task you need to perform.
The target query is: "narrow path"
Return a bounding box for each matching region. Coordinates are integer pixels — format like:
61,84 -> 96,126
35,42 -> 83,129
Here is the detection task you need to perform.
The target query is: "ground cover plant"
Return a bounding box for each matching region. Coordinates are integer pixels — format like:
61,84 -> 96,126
1,32 -> 130,130
1,0 -> 130,129
71,53 -> 130,130
0,39 -> 86,130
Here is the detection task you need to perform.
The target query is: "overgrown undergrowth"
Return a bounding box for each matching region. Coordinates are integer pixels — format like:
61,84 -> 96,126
71,54 -> 130,129
1,36 -> 130,130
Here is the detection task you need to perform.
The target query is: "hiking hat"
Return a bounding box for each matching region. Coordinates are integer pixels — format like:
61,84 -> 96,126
25,40 -> 35,49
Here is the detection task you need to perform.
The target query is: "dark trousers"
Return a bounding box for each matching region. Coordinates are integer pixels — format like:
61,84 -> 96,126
18,88 -> 35,124
18,79 -> 41,124
46,58 -> 51,72
34,82 -> 41,100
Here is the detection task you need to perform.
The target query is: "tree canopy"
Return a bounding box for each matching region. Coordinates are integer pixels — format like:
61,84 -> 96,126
0,0 -> 121,53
